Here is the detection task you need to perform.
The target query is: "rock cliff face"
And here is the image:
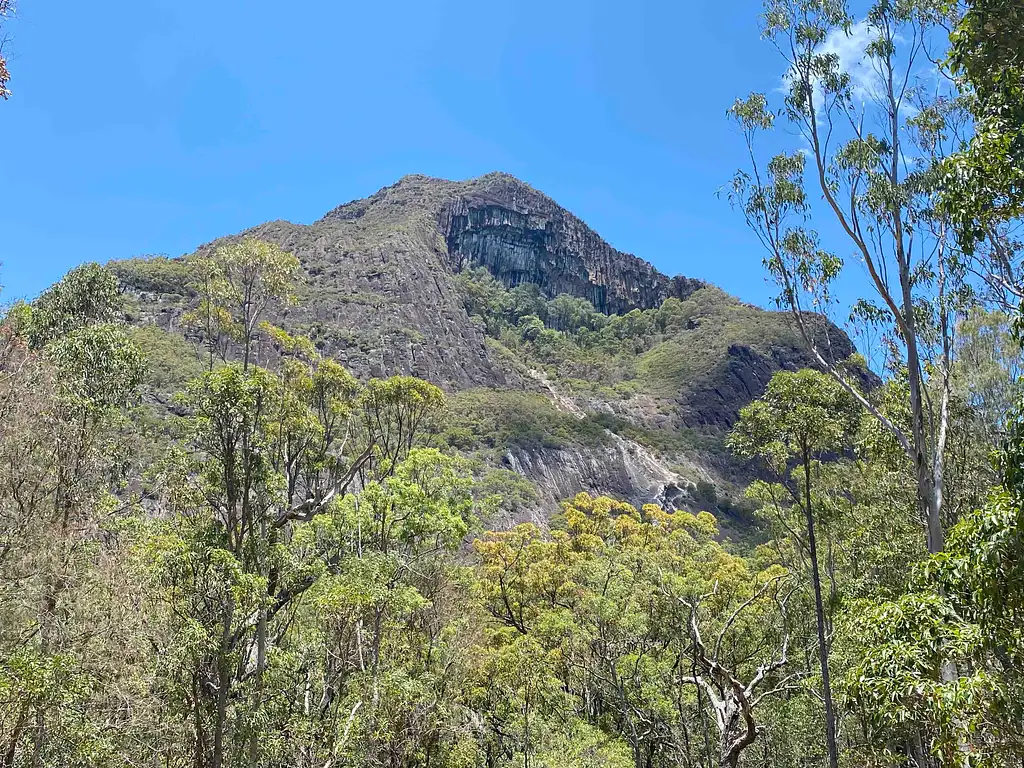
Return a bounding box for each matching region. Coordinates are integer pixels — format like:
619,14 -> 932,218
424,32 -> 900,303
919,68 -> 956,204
438,175 -> 704,313
678,340 -> 856,428
235,219 -> 515,390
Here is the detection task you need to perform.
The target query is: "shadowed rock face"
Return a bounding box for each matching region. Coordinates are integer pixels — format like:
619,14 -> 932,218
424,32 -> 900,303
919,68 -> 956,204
678,342 -> 857,429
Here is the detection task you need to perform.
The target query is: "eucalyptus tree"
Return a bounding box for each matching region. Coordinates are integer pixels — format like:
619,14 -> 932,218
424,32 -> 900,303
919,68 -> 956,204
942,0 -> 1024,250
474,494 -> 799,768
930,0 -> 1024,324
955,308 -> 1024,443
160,359 -> 447,766
727,0 -> 974,553
153,247 -> 454,768
730,369 -> 860,768
672,578 -> 794,768
183,238 -> 300,371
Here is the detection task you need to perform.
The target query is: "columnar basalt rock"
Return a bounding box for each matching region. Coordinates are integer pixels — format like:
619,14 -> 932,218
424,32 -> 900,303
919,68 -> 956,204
439,175 -> 704,313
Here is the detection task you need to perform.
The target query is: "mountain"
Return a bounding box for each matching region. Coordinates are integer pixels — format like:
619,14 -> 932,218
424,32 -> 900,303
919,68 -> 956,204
113,172 -> 862,530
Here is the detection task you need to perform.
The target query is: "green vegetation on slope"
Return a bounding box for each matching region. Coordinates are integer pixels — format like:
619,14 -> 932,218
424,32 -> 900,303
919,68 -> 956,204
130,324 -> 206,394
110,255 -> 194,297
456,266 -> 817,400
436,388 -> 609,454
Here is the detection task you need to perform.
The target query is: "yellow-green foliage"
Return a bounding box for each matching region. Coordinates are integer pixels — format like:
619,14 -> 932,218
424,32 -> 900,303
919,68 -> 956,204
109,255 -> 193,296
130,325 -> 206,393
472,493 -> 791,766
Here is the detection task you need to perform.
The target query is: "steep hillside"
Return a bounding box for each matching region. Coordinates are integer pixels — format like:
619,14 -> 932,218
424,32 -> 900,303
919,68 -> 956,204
112,172 -> 863,526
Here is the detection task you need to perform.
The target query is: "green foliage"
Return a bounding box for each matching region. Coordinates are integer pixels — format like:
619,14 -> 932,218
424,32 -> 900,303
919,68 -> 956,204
955,308 -> 1024,441
48,324 -> 145,413
636,288 -> 806,398
0,264 -> 153,768
457,267 -> 608,339
942,0 -> 1024,246
731,370 -> 861,768
130,324 -> 208,393
730,0 -> 981,566
845,475 -> 1024,765
21,263 -> 122,349
473,493 -> 795,768
149,350 -> 454,766
834,340 -> 1024,764
475,468 -> 539,515
0,648 -> 119,767
182,238 -> 300,369
547,293 -> 606,333
438,389 -> 607,453
730,369 -> 859,472
109,255 -> 194,296
457,265 -> 816,462
584,411 -> 701,455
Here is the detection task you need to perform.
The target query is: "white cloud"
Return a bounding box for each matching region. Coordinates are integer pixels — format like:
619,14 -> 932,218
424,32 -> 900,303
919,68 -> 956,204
818,20 -> 882,103
779,19 -> 926,121
778,21 -> 882,105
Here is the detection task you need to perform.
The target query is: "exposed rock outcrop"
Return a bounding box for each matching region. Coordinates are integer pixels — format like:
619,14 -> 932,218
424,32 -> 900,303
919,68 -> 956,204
440,175 -> 704,313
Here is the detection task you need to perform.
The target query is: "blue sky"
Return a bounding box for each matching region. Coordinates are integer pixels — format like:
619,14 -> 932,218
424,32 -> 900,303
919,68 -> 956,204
3,0 -> 804,305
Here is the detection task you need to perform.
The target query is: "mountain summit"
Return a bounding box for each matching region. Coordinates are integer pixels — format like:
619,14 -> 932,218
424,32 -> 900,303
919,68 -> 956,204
321,172 -> 704,313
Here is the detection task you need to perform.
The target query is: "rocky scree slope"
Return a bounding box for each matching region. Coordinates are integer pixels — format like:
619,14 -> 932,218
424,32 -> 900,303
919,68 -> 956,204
114,172 -> 860,527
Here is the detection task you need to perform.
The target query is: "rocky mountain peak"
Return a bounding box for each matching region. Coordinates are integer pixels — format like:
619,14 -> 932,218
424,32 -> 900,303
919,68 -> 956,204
315,172 -> 704,314
114,170 -> 865,520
